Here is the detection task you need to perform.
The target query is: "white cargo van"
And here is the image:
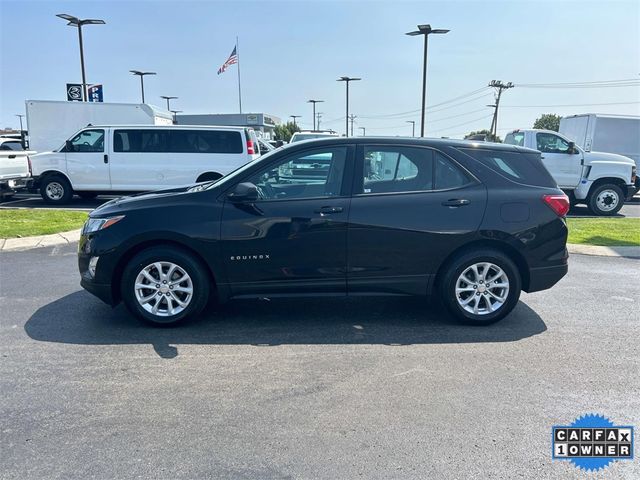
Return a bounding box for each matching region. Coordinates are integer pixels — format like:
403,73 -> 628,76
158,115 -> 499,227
30,125 -> 260,204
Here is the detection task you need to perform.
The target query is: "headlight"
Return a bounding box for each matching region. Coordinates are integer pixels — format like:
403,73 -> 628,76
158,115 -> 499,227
83,215 -> 125,234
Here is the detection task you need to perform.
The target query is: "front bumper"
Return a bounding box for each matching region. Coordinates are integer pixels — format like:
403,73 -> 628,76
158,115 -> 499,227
80,277 -> 114,305
624,183 -> 638,200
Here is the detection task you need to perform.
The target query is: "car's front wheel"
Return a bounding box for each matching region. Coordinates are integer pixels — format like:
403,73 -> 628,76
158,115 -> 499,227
40,175 -> 73,204
588,184 -> 624,216
440,249 -> 521,325
121,247 -> 210,326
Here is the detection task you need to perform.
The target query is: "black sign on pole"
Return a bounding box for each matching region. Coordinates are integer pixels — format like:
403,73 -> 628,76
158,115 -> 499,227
67,83 -> 83,101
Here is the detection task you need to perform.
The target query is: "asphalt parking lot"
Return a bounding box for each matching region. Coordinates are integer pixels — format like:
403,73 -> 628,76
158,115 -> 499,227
0,243 -> 638,479
2,193 -> 639,218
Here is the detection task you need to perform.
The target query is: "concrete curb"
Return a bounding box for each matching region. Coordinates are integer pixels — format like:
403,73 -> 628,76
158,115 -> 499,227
567,243 -> 640,259
1,229 -> 638,259
0,229 -> 81,252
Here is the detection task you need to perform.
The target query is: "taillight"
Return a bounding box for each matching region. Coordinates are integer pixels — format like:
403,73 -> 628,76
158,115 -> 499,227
542,194 -> 570,217
27,155 -> 32,176
246,139 -> 255,155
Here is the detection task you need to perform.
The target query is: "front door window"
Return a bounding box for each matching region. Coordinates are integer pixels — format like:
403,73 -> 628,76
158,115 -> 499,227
67,129 -> 105,153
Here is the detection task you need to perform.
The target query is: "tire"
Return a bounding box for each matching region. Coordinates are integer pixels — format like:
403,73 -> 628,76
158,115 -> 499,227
78,192 -> 98,200
121,247 -> 210,326
439,249 -> 521,325
40,175 -> 73,205
587,184 -> 624,216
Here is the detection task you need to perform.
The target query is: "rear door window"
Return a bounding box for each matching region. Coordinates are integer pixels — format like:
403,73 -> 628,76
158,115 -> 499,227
113,130 -> 170,153
458,147 -> 557,187
171,130 -> 243,154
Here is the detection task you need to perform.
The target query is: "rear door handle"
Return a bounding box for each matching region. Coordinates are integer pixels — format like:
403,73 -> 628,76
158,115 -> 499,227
314,206 -> 344,215
441,199 -> 470,207
103,154 -> 109,164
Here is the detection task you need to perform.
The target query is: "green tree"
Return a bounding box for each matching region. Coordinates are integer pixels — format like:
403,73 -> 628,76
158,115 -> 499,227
274,121 -> 300,142
533,114 -> 561,132
464,129 -> 501,143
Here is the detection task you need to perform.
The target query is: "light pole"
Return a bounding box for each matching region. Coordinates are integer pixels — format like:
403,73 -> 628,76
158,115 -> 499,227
406,24 -> 449,137
307,100 -> 323,130
358,126 -> 366,136
56,14 -> 105,102
160,95 -> 177,111
170,110 -> 182,124
337,76 -> 361,137
290,115 -> 301,128
406,120 -> 415,137
130,70 -> 156,103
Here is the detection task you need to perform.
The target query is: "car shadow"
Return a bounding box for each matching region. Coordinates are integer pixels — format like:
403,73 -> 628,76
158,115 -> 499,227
25,291 -> 547,359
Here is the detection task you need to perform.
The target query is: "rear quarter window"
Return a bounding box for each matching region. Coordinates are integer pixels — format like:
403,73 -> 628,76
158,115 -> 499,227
457,148 -> 558,187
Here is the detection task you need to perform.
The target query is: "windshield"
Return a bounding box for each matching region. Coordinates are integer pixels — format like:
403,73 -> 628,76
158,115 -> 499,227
290,133 -> 336,142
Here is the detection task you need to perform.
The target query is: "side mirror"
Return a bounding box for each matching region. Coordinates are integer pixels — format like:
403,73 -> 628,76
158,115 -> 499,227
65,140 -> 73,152
276,140 -> 284,148
228,182 -> 259,203
568,141 -> 578,154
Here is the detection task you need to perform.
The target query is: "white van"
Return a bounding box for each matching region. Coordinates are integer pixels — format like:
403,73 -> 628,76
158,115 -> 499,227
30,125 -> 260,204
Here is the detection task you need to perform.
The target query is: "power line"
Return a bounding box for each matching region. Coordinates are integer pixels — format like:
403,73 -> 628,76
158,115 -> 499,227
428,114 -> 494,134
502,101 -> 640,108
425,108 -> 488,124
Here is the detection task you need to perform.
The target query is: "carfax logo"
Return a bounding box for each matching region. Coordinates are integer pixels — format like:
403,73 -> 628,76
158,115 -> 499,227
552,414 -> 634,472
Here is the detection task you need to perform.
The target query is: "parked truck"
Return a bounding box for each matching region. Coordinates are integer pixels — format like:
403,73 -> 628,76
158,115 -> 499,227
0,138 -> 32,200
504,129 -> 636,215
25,100 -> 173,153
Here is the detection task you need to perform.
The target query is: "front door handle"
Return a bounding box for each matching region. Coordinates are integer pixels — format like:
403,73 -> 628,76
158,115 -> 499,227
103,154 -> 109,164
441,199 -> 470,207
314,206 -> 344,215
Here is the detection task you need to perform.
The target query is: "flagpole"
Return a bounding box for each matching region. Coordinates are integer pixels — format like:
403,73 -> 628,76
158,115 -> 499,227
236,36 -> 242,113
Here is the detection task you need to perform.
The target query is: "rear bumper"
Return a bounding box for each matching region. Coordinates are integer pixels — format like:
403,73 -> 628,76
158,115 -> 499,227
526,263 -> 568,293
80,277 -> 114,305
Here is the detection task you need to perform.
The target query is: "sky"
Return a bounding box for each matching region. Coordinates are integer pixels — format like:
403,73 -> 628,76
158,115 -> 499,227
1,0 -> 639,138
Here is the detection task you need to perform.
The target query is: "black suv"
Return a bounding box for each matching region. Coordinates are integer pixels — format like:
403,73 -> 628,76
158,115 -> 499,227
78,137 -> 569,326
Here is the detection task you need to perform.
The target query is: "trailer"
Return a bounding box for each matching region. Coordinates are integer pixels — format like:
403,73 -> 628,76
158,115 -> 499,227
25,100 -> 173,153
559,113 -> 640,169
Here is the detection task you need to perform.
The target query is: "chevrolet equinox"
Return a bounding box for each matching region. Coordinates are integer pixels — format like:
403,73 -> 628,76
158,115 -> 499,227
78,137 -> 569,326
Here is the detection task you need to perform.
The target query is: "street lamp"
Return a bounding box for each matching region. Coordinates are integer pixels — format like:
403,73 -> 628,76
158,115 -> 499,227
130,70 -> 156,103
170,110 -> 182,125
406,120 -> 415,137
160,95 -> 177,111
337,76 -> 361,137
56,14 -> 105,102
290,115 -> 301,128
307,100 -> 324,130
358,126 -> 366,136
406,24 -> 449,137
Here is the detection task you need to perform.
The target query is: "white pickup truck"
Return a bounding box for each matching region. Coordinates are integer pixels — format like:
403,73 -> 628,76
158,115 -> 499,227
504,129 -> 637,216
0,138 -> 32,200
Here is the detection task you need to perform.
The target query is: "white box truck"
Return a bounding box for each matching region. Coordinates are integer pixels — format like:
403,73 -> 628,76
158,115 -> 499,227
25,100 -> 174,153
504,129 -> 637,215
559,113 -> 640,175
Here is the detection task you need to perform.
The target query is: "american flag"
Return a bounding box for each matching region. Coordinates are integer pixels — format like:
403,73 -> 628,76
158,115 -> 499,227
217,46 -> 238,75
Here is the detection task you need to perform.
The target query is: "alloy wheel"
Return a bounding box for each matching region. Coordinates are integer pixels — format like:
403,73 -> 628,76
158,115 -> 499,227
455,262 -> 510,316
134,262 -> 193,317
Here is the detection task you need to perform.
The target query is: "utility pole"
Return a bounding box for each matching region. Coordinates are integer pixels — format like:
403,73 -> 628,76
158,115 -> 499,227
348,114 -> 357,137
307,100 -> 323,130
406,120 -> 415,137
358,126 -> 366,136
488,80 -> 513,139
290,115 -> 301,128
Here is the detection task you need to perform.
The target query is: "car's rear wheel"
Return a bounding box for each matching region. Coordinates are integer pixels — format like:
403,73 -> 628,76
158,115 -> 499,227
440,249 -> 521,325
588,184 -> 624,216
40,175 -> 73,205
121,247 -> 210,326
